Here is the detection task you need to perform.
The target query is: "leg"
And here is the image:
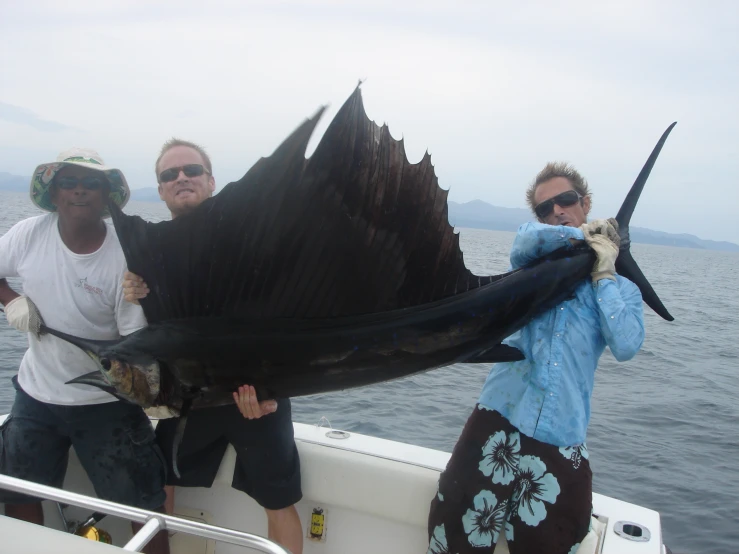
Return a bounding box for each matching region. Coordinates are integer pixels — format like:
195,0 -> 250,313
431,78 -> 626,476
427,406 -> 521,553
163,486 -> 175,515
69,401 -> 169,553
266,505 -> 303,554
131,506 -> 170,554
505,439 -> 592,554
229,398 -> 303,552
4,502 -> 44,525
0,380 -> 70,525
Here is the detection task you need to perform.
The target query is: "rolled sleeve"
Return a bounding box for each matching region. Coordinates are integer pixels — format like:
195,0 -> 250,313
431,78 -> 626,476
510,222 -> 585,270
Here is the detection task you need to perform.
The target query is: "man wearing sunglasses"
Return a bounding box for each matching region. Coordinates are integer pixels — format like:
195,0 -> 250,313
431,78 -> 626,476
427,162 -> 644,554
123,139 -> 303,554
0,148 -> 169,553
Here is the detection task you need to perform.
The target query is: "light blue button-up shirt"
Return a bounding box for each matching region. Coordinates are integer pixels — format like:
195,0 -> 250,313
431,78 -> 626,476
478,222 -> 645,447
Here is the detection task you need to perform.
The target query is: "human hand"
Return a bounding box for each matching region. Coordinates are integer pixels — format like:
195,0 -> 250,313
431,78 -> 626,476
580,219 -> 620,282
233,385 -> 278,419
4,295 -> 44,336
122,271 -> 149,305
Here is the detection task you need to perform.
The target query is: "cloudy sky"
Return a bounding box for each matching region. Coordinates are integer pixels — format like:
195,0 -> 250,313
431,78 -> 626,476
1,1 -> 737,242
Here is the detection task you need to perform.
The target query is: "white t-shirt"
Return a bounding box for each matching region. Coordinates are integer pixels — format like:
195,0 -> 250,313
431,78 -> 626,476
0,213 -> 147,405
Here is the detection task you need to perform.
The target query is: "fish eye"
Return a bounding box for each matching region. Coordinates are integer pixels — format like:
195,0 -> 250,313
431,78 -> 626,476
100,358 -> 112,370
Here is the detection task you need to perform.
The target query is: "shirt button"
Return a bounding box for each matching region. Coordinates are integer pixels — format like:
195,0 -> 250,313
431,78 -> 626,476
598,298 -> 602,302
556,333 -> 560,337
560,307 -> 564,310
550,393 -> 554,397
554,362 -> 558,366
610,315 -> 615,319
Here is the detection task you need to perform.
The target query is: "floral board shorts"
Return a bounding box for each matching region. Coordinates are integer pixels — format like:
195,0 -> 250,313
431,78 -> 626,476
427,405 -> 592,554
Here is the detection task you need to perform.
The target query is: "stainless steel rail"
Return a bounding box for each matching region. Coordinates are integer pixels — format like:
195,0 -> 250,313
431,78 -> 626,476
0,474 -> 290,553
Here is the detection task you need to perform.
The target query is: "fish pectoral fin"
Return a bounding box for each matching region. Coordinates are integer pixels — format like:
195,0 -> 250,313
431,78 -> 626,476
465,344 -> 525,363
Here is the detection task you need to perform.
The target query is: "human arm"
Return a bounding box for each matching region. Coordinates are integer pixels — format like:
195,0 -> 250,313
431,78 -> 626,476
0,279 -> 20,307
595,277 -> 645,361
509,222 -> 585,270
0,222 -> 43,334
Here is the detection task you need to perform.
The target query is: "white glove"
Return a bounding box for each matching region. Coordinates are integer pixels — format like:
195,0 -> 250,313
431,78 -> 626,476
4,295 -> 44,335
580,218 -> 620,282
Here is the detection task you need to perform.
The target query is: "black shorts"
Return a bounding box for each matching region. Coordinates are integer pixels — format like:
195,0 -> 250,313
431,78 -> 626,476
155,398 -> 302,511
0,377 -> 166,510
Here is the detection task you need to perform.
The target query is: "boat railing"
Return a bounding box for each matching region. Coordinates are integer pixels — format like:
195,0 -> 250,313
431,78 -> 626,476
0,473 -> 291,553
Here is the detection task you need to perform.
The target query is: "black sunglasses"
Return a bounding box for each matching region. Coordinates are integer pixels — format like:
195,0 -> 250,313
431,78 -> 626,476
158,164 -> 209,183
534,190 -> 583,219
55,175 -> 107,191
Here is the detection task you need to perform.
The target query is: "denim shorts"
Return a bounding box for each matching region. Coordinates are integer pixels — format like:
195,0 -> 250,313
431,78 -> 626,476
0,377 -> 167,510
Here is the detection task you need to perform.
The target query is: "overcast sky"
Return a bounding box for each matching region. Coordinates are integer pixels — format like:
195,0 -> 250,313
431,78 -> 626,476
1,1 -> 737,242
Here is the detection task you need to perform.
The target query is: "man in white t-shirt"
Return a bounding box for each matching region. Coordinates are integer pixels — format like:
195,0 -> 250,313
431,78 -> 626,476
0,148 -> 169,554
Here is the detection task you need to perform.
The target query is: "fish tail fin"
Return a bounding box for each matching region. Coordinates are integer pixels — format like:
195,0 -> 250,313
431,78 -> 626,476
614,122 -> 677,322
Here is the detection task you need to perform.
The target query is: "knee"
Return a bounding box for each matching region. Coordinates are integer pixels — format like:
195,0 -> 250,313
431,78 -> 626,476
265,505 -> 298,525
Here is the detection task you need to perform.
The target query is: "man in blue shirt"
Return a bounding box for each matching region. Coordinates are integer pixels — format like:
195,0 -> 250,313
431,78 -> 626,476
427,162 -> 644,554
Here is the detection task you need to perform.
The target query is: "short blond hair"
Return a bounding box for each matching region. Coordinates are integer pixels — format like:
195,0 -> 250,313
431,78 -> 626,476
526,162 -> 591,215
155,138 -> 213,178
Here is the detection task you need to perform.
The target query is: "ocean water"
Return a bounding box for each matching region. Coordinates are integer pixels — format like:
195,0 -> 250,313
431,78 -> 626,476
0,190 -> 737,554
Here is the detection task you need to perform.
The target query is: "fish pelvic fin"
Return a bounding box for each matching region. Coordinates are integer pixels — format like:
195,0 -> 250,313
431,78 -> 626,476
171,399 -> 192,480
465,344 -> 525,363
614,123 -> 677,322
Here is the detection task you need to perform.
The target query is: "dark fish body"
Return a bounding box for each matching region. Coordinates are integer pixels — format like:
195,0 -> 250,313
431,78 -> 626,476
61,245 -> 590,408
52,86 -> 675,413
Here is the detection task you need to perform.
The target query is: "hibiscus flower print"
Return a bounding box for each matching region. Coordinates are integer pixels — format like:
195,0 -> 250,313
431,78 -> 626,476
462,490 -> 508,548
511,455 -> 561,527
427,524 -> 453,554
559,444 -> 589,470
479,430 -> 520,485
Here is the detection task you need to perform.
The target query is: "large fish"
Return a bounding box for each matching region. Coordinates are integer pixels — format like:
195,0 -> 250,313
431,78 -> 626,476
45,87 -> 675,416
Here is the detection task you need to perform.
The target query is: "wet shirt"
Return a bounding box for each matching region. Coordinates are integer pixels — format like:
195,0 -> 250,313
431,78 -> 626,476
478,222 -> 645,447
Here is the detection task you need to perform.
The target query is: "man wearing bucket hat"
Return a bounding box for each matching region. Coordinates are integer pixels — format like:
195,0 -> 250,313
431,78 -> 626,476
0,148 -> 169,553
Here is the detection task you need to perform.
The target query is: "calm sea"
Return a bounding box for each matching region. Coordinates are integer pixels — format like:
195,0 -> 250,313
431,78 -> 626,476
0,190 -> 737,554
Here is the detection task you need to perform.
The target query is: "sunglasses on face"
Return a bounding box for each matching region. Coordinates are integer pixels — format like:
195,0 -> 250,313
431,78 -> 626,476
54,175 -> 107,190
534,190 -> 583,219
158,164 -> 209,183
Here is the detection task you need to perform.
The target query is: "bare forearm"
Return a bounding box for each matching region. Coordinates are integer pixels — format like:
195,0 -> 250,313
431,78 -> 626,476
0,278 -> 21,307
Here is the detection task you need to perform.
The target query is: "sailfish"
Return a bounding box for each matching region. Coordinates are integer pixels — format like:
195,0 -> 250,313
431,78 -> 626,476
43,86 -> 675,419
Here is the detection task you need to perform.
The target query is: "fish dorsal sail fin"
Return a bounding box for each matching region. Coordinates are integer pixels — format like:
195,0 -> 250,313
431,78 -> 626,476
110,87 -> 498,324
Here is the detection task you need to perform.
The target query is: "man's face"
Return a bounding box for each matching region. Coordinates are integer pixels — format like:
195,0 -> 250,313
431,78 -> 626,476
533,177 -> 591,228
157,146 -> 215,218
50,165 -> 109,224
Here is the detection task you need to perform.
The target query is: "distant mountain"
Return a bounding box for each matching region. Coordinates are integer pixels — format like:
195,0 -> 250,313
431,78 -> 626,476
1,173 -> 736,251
629,227 -> 739,252
447,200 -> 739,252
0,172 -> 28,193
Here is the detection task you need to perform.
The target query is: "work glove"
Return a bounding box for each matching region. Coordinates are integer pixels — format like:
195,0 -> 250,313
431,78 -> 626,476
580,218 -> 620,282
4,295 -> 44,336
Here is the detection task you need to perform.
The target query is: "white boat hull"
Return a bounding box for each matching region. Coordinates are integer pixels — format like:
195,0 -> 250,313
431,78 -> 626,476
0,415 -> 666,553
